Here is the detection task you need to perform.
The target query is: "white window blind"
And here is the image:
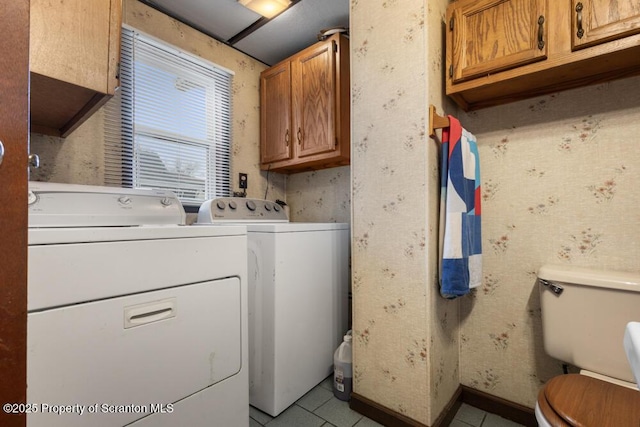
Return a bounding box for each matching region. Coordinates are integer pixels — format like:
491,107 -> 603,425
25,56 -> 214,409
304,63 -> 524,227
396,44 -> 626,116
105,27 -> 232,206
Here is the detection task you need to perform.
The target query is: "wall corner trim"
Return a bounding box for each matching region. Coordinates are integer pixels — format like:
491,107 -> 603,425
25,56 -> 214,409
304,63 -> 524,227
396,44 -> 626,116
350,386 -> 538,427
350,388 -> 462,427
350,393 -> 429,427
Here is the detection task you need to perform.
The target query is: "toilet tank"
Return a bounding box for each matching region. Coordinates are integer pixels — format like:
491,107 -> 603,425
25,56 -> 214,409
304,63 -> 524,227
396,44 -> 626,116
538,265 -> 640,383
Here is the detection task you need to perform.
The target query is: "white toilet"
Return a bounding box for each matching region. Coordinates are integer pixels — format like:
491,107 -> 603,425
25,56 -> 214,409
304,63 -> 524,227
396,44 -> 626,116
535,265 -> 640,427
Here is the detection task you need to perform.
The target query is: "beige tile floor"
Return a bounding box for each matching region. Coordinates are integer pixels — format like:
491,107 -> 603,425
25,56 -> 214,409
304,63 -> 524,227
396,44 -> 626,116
249,377 -> 526,427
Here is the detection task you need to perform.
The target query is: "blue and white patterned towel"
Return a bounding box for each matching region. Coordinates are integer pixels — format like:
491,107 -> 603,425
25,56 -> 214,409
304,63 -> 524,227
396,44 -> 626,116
439,116 -> 482,299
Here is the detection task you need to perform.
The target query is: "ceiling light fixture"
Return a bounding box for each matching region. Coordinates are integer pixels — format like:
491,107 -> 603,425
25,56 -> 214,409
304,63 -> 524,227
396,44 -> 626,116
238,0 -> 290,19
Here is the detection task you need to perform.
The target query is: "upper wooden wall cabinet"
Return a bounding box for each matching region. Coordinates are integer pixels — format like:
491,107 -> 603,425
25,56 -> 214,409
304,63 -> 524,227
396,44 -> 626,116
260,33 -> 350,174
30,0 -> 122,137
446,0 -> 640,110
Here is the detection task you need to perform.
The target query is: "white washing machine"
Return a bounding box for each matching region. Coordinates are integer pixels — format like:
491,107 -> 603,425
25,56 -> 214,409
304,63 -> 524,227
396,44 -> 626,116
197,197 -> 350,416
27,182 -> 248,427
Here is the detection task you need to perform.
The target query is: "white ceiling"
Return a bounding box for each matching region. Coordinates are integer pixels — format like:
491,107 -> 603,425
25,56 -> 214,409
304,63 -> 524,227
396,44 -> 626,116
140,0 -> 349,66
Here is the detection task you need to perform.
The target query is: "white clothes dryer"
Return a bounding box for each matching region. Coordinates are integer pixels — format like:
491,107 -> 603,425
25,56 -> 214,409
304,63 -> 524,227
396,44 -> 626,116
27,182 -> 249,427
197,197 -> 350,416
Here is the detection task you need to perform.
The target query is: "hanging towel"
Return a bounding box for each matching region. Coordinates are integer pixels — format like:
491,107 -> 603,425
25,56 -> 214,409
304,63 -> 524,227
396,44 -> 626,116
439,116 -> 482,299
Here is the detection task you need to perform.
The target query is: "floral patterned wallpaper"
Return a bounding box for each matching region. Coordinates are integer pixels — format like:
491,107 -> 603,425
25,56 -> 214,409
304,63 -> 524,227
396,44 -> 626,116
352,0 -> 640,424
30,109 -> 107,184
287,166 -> 350,223
350,0 -> 455,425
458,75 -> 640,407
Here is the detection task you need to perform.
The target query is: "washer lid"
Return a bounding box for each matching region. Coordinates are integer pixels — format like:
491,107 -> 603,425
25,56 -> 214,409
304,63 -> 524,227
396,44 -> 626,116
28,182 -> 186,227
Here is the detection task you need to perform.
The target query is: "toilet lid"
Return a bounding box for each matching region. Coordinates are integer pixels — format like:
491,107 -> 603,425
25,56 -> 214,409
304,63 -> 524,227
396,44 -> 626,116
539,374 -> 640,427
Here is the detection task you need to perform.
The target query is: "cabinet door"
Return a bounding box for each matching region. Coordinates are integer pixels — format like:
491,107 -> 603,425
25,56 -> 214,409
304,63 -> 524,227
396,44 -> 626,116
572,0 -> 640,50
449,0 -> 548,83
30,0 -> 121,136
292,40 -> 336,159
30,0 -> 114,93
260,62 -> 293,164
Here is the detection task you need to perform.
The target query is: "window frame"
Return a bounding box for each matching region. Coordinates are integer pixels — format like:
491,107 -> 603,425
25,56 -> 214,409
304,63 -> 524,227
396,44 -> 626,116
104,25 -> 234,209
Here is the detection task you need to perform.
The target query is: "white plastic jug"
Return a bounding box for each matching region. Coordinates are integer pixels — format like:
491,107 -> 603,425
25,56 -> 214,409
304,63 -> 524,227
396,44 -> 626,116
333,330 -> 352,401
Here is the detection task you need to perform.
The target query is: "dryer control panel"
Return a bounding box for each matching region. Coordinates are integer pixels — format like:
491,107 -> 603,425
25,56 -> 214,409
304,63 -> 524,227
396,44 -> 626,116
28,182 -> 185,228
197,197 -> 288,223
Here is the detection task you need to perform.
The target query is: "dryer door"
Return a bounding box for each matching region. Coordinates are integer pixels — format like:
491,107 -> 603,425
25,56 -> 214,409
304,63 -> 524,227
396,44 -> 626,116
27,277 -> 241,427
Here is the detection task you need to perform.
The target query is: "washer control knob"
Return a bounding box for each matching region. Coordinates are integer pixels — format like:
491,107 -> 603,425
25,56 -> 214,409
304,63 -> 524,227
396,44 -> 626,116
273,204 -> 281,212
216,200 -> 226,210
246,200 -> 256,211
229,201 -> 237,210
264,203 -> 272,211
160,197 -> 173,207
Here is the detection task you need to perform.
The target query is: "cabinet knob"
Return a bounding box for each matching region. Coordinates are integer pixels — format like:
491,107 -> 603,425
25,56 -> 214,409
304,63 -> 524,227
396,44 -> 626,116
297,127 -> 302,145
0,140 -> 4,167
285,129 -> 290,146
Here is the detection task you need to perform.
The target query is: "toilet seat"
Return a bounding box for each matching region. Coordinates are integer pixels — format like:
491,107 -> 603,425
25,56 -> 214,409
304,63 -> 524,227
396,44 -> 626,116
536,374 -> 640,426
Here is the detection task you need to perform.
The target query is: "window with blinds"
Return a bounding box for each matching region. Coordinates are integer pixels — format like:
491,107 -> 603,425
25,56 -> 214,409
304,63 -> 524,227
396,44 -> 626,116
104,27 -> 233,206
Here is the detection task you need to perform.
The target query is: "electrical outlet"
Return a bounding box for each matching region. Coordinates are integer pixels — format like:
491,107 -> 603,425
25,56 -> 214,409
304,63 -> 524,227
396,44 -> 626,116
239,173 -> 248,189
